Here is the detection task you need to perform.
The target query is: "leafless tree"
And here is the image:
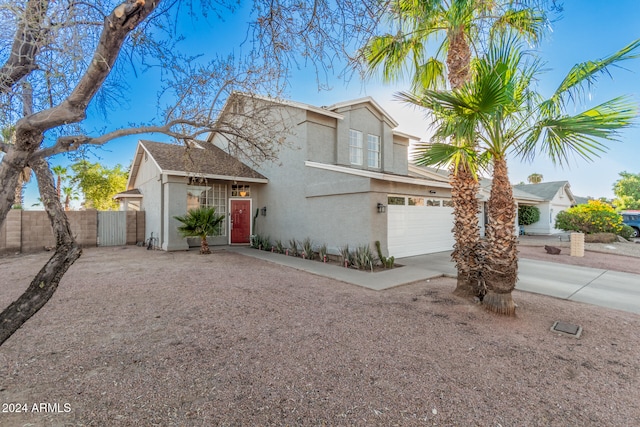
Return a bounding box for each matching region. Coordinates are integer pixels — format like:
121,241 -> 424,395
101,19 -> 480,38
0,0 -> 388,345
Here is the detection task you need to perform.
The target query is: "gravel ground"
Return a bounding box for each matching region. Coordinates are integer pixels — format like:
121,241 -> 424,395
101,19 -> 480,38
0,246 -> 639,426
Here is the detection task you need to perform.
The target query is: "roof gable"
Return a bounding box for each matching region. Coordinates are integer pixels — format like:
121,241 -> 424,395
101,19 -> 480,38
127,140 -> 266,189
327,97 -> 399,128
513,181 -> 574,202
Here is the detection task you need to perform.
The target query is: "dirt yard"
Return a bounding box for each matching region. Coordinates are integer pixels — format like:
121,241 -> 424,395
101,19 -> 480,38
1,246 -> 639,426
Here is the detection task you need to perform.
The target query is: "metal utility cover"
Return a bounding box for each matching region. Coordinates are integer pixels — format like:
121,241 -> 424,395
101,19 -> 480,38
551,321 -> 582,338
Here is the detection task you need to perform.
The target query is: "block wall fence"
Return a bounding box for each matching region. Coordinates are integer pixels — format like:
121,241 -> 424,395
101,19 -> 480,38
0,210 -> 145,254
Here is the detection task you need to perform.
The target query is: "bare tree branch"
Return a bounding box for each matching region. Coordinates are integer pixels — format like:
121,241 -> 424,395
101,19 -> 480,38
20,0 -> 158,131
0,0 -> 49,94
0,0 -> 161,227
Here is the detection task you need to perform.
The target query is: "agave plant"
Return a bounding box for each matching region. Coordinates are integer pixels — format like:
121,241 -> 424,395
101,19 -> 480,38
354,244 -> 375,272
301,237 -> 315,260
288,238 -> 299,257
318,243 -> 328,262
339,244 -> 351,267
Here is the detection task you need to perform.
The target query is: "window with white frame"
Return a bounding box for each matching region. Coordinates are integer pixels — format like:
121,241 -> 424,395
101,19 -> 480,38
367,134 -> 380,168
186,183 -> 227,236
349,129 -> 363,165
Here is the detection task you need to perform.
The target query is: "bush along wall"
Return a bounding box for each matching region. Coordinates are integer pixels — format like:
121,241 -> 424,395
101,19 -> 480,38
518,205 -> 540,226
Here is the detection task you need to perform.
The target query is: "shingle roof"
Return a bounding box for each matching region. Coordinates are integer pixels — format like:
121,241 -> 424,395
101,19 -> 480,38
513,181 -> 570,201
113,189 -> 142,199
140,140 -> 266,180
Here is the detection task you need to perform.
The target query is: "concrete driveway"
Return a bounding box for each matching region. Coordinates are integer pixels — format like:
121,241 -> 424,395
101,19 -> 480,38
232,247 -> 640,315
517,259 -> 640,314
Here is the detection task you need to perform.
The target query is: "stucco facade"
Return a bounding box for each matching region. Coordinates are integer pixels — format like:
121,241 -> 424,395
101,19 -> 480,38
213,95 -> 452,256
118,94 -> 455,256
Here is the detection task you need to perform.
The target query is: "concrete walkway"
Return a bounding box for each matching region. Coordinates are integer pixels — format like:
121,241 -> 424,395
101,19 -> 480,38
228,247 -> 640,315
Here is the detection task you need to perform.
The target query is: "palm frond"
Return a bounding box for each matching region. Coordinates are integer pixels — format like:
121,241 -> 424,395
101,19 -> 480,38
174,207 -> 225,239
412,141 -> 480,178
414,57 -> 446,91
490,8 -> 548,45
519,96 -> 637,165
549,38 -> 640,110
363,34 -> 417,83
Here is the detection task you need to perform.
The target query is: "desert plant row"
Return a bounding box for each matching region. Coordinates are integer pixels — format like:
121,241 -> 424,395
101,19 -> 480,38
250,235 -> 395,270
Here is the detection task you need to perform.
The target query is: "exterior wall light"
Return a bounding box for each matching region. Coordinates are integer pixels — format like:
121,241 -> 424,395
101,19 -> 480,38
261,206 -> 267,216
377,202 -> 386,213
429,190 -> 437,194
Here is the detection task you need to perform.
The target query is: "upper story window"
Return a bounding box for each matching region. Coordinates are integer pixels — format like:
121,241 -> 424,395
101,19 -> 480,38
349,129 -> 363,165
367,134 -> 380,168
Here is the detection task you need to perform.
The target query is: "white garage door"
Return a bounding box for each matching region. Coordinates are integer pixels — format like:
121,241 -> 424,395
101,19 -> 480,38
387,196 -> 455,258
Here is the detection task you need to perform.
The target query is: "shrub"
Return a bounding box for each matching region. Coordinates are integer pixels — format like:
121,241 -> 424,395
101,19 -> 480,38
518,205 -> 540,226
274,239 -> 285,254
339,245 -> 351,267
554,200 -> 623,234
584,233 -> 617,243
618,224 -> 636,240
260,235 -> 271,251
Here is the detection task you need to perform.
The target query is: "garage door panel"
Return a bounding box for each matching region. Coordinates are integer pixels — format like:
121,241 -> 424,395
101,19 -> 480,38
387,205 -> 454,258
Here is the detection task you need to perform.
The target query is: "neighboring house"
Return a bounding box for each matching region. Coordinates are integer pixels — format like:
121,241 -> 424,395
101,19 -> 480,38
513,181 -> 576,234
116,93 -> 457,258
573,195 -> 591,205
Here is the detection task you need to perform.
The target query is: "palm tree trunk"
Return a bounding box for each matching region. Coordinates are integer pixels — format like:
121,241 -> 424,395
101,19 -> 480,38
200,235 -> 211,255
450,163 -> 483,298
0,159 -> 82,346
446,27 -> 471,90
446,27 -> 481,298
14,175 -> 24,207
483,157 -> 518,315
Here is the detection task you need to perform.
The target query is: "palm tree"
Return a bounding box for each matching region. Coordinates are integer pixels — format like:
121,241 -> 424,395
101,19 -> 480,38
61,186 -> 79,211
527,173 -> 543,184
362,0 -> 547,298
404,35 -> 638,315
174,207 -> 225,255
51,165 -> 69,201
13,167 -> 32,208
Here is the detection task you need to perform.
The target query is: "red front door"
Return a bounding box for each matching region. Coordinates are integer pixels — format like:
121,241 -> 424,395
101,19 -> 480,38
230,199 -> 251,244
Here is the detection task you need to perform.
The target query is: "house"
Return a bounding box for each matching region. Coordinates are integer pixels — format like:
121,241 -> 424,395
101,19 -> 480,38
116,139 -> 268,250
513,181 -> 576,234
116,93 -> 457,257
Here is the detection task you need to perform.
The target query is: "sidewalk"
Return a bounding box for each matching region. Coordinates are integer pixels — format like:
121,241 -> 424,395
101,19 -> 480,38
229,246 -> 640,315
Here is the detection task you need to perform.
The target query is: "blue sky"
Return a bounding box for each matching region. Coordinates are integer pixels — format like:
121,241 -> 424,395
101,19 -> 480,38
25,0 -> 640,208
